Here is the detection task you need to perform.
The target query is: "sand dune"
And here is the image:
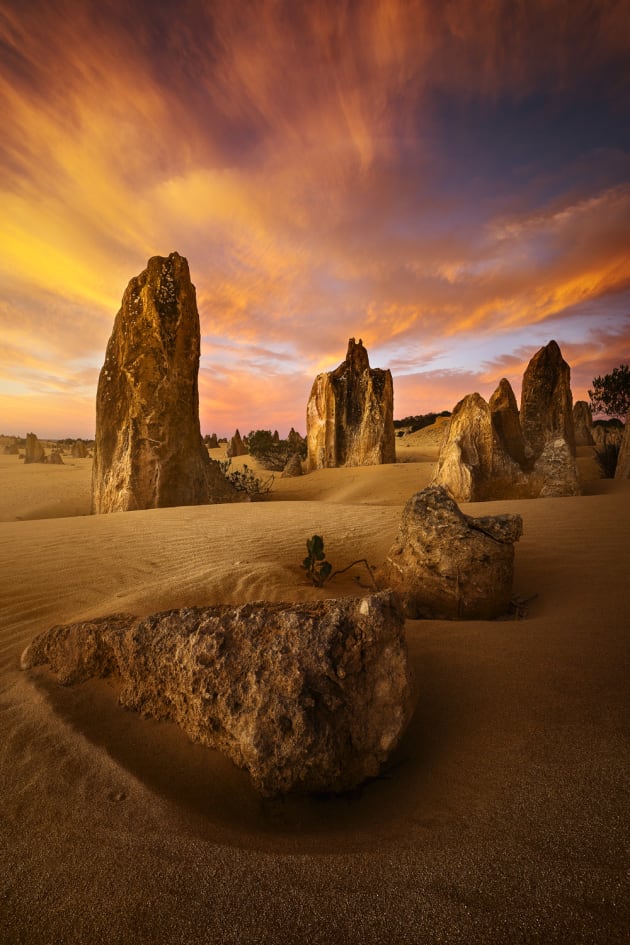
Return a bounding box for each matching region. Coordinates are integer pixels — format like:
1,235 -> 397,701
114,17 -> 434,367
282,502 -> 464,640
1,440 -> 629,943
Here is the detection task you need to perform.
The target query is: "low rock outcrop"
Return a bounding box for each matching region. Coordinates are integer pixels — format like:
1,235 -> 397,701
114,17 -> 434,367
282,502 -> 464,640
573,401 -> 595,447
614,412 -> 630,479
91,253 -> 236,513
306,338 -> 395,470
22,593 -> 413,797
24,433 -> 46,464
227,429 -> 247,458
49,450 -> 64,465
377,486 -> 522,619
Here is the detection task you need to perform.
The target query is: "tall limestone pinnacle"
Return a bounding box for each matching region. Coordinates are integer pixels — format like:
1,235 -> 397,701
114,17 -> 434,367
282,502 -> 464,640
306,337 -> 395,470
91,252 -> 236,513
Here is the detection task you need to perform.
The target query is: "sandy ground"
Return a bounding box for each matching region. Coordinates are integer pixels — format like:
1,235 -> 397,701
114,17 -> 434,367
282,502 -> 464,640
1,435 -> 628,944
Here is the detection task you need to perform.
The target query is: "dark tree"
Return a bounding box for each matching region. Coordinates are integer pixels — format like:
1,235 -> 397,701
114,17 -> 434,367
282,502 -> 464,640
588,364 -> 630,420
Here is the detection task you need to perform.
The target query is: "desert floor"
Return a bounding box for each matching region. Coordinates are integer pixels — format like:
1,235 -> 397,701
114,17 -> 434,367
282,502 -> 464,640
1,432 -> 628,944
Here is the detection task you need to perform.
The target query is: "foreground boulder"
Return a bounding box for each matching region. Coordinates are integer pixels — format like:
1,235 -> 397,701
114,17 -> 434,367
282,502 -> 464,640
21,592 -> 413,797
306,338 -> 395,470
91,252 -> 236,513
378,486 -> 522,619
24,432 -> 46,464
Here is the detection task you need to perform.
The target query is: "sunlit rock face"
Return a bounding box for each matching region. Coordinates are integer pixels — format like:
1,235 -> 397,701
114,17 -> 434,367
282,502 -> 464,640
91,252 -> 236,513
432,389 -> 529,502
21,592 -> 413,797
377,486 -> 522,619
432,342 -> 580,500
615,411 -> 630,479
573,401 -> 595,447
306,338 -> 395,470
520,340 -> 576,459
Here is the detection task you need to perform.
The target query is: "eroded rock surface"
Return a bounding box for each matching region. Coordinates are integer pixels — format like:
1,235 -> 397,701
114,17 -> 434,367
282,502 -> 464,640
306,338 -> 395,470
377,486 -> 522,619
432,391 -> 528,501
432,342 -> 580,500
22,593 -> 413,797
24,433 -> 46,464
520,340 -> 576,458
91,253 -> 236,513
615,412 -> 630,479
227,429 -> 247,458
573,401 -> 595,447
281,453 -> 304,477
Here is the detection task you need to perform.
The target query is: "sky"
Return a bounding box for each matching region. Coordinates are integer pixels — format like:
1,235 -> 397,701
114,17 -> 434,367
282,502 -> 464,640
1,0 -> 629,439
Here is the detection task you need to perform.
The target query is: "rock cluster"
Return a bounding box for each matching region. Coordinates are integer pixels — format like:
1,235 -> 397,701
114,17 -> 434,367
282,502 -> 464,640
24,433 -> 46,464
91,253 -> 236,513
22,592 -> 413,797
306,338 -> 395,470
378,486 -> 522,619
615,411 -> 630,479
433,341 -> 580,500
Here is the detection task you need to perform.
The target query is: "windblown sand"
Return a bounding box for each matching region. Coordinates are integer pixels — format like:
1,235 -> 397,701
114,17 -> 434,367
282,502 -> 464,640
1,436 -> 628,944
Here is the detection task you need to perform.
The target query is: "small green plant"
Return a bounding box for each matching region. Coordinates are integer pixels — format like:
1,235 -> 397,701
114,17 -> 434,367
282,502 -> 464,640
302,535 -> 333,587
301,534 -> 379,590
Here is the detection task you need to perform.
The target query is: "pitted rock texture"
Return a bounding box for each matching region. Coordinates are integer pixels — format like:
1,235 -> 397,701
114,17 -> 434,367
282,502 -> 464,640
24,432 -> 46,464
573,401 -> 595,447
306,338 -> 395,470
432,342 -> 580,500
520,340 -> 576,458
432,391 -> 529,501
490,378 -> 529,466
378,486 -> 522,619
91,252 -> 236,513
21,593 -> 413,797
615,412 -> 630,479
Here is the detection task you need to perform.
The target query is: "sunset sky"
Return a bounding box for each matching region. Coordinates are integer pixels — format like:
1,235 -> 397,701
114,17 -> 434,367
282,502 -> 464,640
1,0 -> 629,439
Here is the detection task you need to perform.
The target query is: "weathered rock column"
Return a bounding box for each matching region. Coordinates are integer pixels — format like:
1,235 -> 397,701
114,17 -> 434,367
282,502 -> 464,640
91,252 -> 236,512
306,338 -> 395,470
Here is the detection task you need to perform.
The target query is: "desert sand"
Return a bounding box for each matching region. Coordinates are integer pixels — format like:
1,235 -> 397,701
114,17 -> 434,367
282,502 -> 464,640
1,433 -> 628,944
